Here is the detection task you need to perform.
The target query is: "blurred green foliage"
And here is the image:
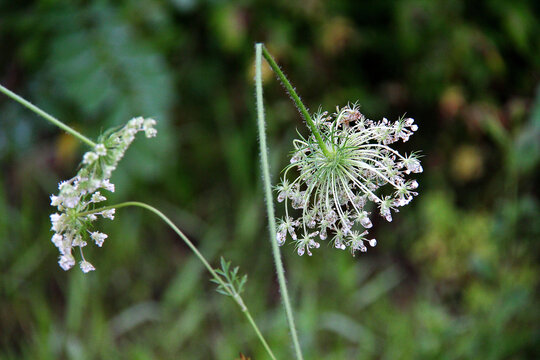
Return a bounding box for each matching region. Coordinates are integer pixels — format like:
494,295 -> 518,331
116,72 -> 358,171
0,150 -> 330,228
1,0 -> 539,359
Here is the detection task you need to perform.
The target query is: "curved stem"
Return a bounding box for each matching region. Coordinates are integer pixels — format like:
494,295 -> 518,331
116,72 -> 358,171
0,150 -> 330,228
255,43 -> 305,360
0,84 -> 96,147
260,45 -> 330,158
81,201 -> 277,360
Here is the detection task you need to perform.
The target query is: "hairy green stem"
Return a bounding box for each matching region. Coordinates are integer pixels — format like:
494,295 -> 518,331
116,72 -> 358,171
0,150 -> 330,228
0,84 -> 96,147
81,201 -> 277,360
255,43 -> 304,360
261,45 -> 330,157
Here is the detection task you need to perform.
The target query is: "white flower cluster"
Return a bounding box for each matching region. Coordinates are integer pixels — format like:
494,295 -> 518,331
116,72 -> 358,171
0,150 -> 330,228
50,117 -> 157,272
276,104 -> 422,256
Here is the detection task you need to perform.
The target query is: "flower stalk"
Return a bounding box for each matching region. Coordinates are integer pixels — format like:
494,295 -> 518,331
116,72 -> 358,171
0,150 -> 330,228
256,43 -> 305,360
0,84 -> 96,147
83,202 -> 277,360
261,46 -> 330,158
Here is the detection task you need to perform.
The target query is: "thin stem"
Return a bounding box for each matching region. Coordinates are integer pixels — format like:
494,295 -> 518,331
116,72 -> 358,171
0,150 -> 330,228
261,45 -> 330,157
255,43 -> 305,360
0,84 -> 96,147
81,201 -> 277,360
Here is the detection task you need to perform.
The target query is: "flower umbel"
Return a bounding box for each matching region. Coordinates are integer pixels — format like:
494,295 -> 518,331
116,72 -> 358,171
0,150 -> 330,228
49,117 -> 157,272
276,104 -> 422,256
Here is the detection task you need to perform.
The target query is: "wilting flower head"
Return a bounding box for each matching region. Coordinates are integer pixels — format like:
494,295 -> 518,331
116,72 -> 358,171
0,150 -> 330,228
276,104 -> 422,256
50,117 -> 157,272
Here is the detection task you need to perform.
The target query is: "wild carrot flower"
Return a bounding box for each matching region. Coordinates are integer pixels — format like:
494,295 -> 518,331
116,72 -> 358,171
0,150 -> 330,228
49,117 -> 157,272
276,104 -> 422,256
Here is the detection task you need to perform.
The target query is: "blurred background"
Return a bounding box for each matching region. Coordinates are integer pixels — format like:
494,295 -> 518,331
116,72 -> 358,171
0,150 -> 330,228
1,0 -> 539,359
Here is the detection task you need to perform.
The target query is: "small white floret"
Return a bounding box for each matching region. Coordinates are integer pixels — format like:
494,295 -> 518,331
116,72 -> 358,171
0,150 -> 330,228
82,152 -> 98,164
51,233 -> 63,248
101,179 -> 115,192
58,254 -> 75,271
90,231 -> 108,247
50,213 -> 64,232
101,209 -> 115,220
50,195 -> 61,207
91,191 -> 107,203
80,260 -> 95,273
95,144 -> 107,156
